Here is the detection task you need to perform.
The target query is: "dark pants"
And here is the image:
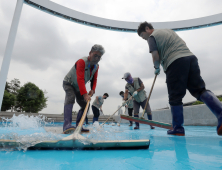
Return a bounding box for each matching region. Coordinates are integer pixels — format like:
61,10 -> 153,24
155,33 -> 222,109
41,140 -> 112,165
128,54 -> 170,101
128,108 -> 133,116
133,99 -> 152,114
92,105 -> 100,118
128,108 -> 133,124
63,81 -> 89,122
166,56 -> 206,106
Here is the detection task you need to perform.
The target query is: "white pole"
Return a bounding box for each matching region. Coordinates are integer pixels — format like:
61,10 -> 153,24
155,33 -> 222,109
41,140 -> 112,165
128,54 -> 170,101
0,0 -> 24,110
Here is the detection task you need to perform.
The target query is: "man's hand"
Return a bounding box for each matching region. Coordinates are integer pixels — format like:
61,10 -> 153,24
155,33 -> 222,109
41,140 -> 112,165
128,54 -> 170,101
83,93 -> 91,102
133,91 -> 138,97
154,67 -> 160,75
88,90 -> 95,97
122,101 -> 127,106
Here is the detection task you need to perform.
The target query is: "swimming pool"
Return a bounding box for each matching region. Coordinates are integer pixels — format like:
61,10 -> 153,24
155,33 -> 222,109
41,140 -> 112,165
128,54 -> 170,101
0,115 -> 222,170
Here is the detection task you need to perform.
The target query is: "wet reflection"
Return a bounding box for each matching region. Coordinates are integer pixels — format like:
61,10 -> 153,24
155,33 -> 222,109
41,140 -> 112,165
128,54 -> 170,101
168,136 -> 192,170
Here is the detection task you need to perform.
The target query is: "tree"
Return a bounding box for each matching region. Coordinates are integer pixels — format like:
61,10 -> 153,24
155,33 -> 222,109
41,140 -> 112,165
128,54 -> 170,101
8,78 -> 20,95
1,90 -> 15,111
16,82 -> 48,113
5,81 -> 11,93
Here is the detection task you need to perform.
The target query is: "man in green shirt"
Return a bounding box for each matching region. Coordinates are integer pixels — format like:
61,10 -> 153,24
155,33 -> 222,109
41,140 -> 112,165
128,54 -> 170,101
137,21 -> 222,136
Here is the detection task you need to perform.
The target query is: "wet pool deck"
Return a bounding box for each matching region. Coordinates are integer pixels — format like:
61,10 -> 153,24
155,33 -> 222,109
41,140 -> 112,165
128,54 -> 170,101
0,124 -> 222,170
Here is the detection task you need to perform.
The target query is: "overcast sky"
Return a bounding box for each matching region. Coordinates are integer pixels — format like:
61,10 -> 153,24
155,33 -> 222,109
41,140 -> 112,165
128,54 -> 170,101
0,0 -> 222,115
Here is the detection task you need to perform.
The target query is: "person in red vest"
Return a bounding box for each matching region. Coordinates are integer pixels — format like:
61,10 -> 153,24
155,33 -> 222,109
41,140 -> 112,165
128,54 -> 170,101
63,44 -> 105,134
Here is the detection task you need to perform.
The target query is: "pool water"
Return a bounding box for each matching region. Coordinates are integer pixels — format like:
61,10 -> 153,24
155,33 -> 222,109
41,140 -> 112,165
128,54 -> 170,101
0,116 -> 222,170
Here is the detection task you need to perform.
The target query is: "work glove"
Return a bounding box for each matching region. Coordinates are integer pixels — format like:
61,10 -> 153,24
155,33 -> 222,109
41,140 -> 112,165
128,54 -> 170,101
122,101 -> 127,106
154,67 -> 160,75
133,91 -> 138,97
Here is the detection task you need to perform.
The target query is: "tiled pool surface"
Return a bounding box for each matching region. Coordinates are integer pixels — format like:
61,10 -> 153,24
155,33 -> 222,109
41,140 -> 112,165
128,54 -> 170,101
0,122 -> 222,170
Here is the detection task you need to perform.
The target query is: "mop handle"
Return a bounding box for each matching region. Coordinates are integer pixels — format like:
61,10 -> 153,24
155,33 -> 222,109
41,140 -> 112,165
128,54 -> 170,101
101,96 -> 133,126
74,95 -> 91,134
141,75 -> 157,118
120,108 -> 127,124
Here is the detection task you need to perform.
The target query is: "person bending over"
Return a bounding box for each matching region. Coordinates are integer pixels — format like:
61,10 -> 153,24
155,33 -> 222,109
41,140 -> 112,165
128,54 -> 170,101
63,44 -> 105,134
122,72 -> 155,130
92,93 -> 109,123
137,21 -> 222,136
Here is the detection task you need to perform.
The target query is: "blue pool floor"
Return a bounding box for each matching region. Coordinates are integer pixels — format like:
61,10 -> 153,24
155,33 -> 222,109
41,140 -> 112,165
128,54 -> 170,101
0,123 -> 222,170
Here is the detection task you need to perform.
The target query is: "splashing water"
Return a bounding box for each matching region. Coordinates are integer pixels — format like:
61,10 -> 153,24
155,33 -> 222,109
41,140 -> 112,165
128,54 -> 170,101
0,114 -> 63,151
85,122 -> 125,142
1,114 -> 50,129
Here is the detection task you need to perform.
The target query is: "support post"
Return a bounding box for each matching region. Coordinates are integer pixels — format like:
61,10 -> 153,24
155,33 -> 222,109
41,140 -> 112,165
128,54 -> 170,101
0,0 -> 24,110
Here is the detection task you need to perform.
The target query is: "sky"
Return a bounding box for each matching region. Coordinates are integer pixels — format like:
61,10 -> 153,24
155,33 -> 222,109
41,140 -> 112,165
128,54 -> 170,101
0,0 -> 222,115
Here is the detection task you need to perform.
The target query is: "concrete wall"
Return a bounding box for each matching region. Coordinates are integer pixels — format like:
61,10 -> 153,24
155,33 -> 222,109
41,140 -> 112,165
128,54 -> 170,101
0,112 -> 115,122
114,103 -> 218,126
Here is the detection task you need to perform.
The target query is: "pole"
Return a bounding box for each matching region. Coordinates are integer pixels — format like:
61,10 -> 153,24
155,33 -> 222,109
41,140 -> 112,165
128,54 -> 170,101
0,0 -> 24,109
141,75 -> 157,118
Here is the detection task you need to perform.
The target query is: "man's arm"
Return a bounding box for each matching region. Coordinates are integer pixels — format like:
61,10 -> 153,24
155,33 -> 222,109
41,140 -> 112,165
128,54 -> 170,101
88,67 -> 99,96
124,89 -> 128,101
152,51 -> 161,75
148,36 -> 161,75
136,83 -> 145,92
76,59 -> 87,95
152,51 -> 160,69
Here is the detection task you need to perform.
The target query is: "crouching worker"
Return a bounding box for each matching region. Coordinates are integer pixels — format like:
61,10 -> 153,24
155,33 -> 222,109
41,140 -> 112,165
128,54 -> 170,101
63,44 -> 105,134
122,72 -> 155,130
119,91 -> 134,126
92,93 -> 109,123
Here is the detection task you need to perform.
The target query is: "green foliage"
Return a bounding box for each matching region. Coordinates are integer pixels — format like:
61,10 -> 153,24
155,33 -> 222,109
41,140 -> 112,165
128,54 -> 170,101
218,97 -> 222,102
1,90 -> 15,111
9,78 -> 20,95
5,82 -> 11,93
192,101 -> 204,105
192,96 -> 222,106
61,111 -> 77,115
16,82 -> 47,113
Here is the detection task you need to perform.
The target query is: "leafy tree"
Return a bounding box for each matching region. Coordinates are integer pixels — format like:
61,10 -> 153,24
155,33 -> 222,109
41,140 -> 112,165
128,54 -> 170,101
8,78 -> 20,95
16,82 -> 47,113
5,81 -> 11,93
1,90 -> 15,111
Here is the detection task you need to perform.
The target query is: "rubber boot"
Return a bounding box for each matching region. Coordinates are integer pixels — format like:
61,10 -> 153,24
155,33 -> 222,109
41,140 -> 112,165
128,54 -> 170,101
76,109 -> 89,133
167,105 -> 185,136
134,115 -> 139,129
200,91 -> 222,135
148,114 -> 155,129
93,117 -> 98,123
129,121 -> 133,126
63,104 -> 75,134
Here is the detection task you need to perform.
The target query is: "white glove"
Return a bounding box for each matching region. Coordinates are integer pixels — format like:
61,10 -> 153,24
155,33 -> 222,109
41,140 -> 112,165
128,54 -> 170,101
154,67 -> 160,75
133,91 -> 138,97
122,101 -> 127,106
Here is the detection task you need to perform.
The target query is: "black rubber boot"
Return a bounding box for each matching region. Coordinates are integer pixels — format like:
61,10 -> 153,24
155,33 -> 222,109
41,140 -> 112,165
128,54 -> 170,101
129,122 -> 133,126
63,104 -> 75,133
200,90 -> 222,135
134,115 -> 139,129
167,105 -> 185,136
148,114 -> 155,129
